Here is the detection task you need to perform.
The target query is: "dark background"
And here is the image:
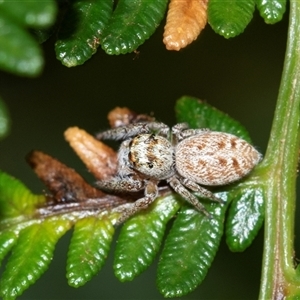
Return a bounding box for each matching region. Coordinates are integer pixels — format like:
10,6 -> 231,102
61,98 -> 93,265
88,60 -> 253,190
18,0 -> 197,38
0,8 -> 292,300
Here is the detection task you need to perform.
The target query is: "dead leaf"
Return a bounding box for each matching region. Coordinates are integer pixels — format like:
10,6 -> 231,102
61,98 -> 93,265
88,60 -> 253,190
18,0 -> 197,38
65,127 -> 117,180
163,0 -> 208,51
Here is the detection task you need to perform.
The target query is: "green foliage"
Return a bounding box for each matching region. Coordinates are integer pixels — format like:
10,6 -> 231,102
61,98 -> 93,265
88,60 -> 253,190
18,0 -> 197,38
0,219 -> 71,300
175,96 -> 252,142
176,96 -> 265,254
0,0 -> 297,297
0,11 -> 43,77
67,216 -> 115,287
176,97 -> 266,253
208,0 -> 256,38
255,0 -> 287,24
0,0 -> 288,74
0,97 -> 265,298
55,0 -> 113,67
157,193 -> 228,297
0,231 -> 17,266
0,0 -> 57,76
226,185 -> 265,252
0,98 -> 10,140
114,194 -> 180,281
258,3 -> 300,297
101,0 -> 169,55
0,171 -> 45,219
0,0 -> 56,28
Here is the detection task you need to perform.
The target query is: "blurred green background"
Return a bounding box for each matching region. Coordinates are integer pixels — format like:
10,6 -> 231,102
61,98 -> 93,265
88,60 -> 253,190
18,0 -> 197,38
0,9 -> 292,300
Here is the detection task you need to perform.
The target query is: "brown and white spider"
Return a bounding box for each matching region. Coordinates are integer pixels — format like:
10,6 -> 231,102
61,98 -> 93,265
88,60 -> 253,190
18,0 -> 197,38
96,122 -> 262,223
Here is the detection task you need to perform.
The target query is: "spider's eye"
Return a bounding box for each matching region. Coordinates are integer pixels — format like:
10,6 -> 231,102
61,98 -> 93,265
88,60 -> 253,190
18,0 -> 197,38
129,133 -> 174,179
147,162 -> 154,169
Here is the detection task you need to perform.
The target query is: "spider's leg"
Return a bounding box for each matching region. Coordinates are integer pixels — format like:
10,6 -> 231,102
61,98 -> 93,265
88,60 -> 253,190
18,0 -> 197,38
172,123 -> 189,133
96,122 -> 170,141
146,122 -> 170,137
172,123 -> 210,142
97,175 -> 145,193
167,176 -> 211,218
179,177 -> 225,204
114,180 -> 158,224
117,140 -> 134,177
96,123 -> 145,140
171,123 -> 189,144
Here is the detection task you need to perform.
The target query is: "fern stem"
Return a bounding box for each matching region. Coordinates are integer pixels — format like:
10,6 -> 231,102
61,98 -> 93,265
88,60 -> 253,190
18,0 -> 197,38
259,1 -> 300,299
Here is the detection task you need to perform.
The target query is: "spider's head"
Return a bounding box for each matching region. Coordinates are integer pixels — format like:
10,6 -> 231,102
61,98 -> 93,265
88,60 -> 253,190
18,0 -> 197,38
128,134 -> 175,180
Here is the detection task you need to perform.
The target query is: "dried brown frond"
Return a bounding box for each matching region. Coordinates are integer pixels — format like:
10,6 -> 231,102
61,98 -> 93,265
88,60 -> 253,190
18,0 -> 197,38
163,0 -> 208,51
27,150 -> 128,215
107,107 -> 155,128
64,127 -> 117,180
27,150 -> 105,203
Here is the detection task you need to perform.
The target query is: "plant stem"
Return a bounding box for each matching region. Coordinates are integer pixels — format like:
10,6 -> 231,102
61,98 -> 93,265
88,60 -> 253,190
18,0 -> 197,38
259,1 -> 300,299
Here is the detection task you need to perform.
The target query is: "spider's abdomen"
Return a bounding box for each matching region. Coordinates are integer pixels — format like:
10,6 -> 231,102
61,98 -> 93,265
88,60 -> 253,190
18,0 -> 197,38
175,132 -> 262,186
129,134 -> 174,179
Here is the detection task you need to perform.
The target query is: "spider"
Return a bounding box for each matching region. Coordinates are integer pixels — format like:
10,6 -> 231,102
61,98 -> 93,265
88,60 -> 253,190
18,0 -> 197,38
96,122 -> 262,223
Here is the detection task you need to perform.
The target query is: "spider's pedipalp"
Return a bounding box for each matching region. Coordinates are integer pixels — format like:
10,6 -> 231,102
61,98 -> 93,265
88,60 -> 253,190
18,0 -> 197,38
117,139 -> 134,177
97,176 -> 145,193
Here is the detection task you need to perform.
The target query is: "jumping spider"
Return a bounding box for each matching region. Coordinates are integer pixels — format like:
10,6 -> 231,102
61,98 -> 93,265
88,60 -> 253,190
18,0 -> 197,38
96,122 -> 262,223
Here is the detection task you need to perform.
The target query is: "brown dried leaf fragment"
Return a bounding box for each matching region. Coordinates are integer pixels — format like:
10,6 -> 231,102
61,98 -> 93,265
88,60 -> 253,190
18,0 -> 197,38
27,151 -> 128,217
108,107 -> 155,129
65,127 -> 117,180
27,150 -> 106,203
163,0 -> 208,51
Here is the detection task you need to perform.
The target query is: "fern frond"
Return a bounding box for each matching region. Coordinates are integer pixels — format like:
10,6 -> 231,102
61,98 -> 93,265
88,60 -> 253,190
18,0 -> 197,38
0,219 -> 71,299
157,193 -> 228,297
101,0 -> 169,55
226,185 -> 265,252
67,216 -> 115,287
114,194 -> 180,282
255,0 -> 287,24
55,0 -> 113,67
0,98 -> 266,298
208,0 -> 256,38
0,0 -> 288,73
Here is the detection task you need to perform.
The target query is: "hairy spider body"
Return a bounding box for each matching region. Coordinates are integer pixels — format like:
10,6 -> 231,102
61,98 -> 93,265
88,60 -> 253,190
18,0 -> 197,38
96,122 -> 262,223
129,134 -> 175,179
175,131 -> 260,186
